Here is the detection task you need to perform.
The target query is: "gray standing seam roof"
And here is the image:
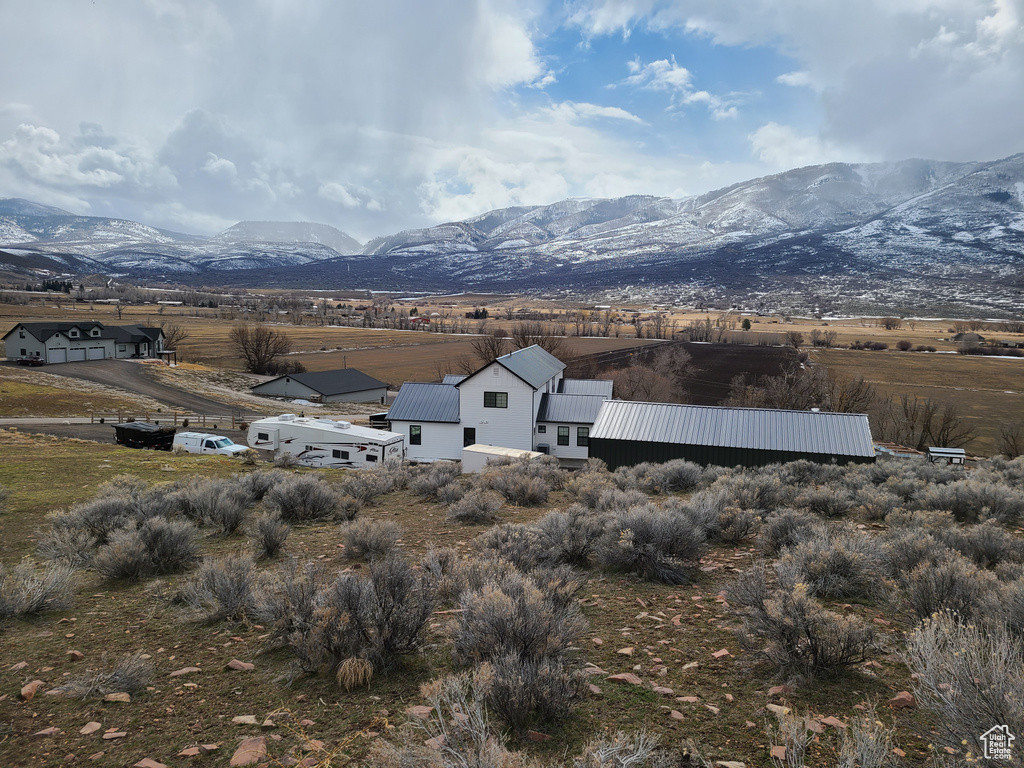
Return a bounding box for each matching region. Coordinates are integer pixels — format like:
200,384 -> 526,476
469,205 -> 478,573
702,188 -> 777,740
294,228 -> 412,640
388,383 -> 461,423
442,374 -> 467,385
486,345 -> 565,389
253,368 -> 387,397
559,378 -> 614,397
590,401 -> 875,458
536,393 -> 607,424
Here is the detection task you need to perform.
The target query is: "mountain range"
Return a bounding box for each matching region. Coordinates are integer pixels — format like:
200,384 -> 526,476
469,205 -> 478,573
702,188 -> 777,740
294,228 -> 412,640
2,154 -> 1023,316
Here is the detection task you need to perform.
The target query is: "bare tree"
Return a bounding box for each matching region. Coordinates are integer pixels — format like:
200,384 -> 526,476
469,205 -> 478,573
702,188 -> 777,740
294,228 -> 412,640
999,422 -> 1024,458
610,356 -> 673,402
873,394 -> 976,451
114,303 -> 125,320
470,327 -> 509,364
510,321 -> 568,359
159,322 -> 191,351
878,317 -> 902,330
785,330 -> 804,348
230,324 -> 292,374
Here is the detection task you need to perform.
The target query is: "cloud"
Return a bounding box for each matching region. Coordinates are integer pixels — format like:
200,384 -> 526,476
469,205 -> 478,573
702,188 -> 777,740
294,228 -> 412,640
318,182 -> 360,208
621,56 -> 739,119
748,122 -> 857,169
776,70 -> 816,89
548,101 -> 646,124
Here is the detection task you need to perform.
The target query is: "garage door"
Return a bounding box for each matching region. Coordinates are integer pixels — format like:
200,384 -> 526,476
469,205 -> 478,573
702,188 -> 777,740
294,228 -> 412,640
69,348 -> 86,362
88,347 -> 105,360
47,348 -> 67,364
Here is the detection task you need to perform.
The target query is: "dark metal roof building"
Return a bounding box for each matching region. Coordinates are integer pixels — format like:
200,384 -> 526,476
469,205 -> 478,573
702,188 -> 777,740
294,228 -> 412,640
589,400 -> 875,469
251,368 -> 388,403
387,383 -> 461,423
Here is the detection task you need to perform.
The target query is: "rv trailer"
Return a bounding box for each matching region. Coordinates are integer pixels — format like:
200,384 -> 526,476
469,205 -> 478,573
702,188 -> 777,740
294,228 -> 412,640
247,414 -> 405,469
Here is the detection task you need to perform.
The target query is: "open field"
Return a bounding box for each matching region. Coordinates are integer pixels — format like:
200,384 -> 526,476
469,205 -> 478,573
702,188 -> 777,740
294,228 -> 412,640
0,431 -> 982,767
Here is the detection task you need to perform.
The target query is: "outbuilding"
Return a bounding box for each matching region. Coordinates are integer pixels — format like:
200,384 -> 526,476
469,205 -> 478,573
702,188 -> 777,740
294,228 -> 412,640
588,400 -> 875,469
926,446 -> 966,465
251,369 -> 388,404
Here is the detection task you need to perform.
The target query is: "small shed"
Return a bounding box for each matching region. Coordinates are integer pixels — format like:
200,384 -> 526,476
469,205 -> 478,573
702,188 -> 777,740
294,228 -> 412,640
926,446 -> 966,465
251,369 -> 388,404
589,400 -> 875,469
461,444 -> 544,474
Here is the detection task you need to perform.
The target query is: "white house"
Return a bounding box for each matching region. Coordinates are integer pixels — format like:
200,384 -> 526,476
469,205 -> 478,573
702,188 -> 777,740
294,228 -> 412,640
388,345 -> 612,464
2,322 -> 164,364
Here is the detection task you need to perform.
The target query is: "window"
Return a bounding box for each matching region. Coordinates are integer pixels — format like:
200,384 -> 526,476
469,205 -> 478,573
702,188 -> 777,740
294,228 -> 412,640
18,331 -> 25,338
366,454 -> 377,463
332,449 -> 342,459
91,329 -> 100,337
577,427 -> 589,447
484,391 -> 508,408
305,445 -> 316,452
69,329 -> 79,338
205,441 -> 216,449
340,450 -> 350,460
257,432 -> 270,441
463,427 -> 476,447
537,425 -> 546,434
557,426 -> 569,446
20,348 -> 26,356
409,425 -> 422,445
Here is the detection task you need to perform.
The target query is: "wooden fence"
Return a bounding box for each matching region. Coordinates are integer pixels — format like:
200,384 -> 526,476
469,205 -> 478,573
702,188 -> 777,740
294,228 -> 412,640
91,412 -> 247,429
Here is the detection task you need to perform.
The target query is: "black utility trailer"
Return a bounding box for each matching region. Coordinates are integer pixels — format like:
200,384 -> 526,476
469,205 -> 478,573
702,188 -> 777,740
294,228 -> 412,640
113,422 -> 176,450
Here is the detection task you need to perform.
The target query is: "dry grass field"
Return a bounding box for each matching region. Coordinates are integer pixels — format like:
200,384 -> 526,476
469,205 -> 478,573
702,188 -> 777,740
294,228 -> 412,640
1,431 -> 975,768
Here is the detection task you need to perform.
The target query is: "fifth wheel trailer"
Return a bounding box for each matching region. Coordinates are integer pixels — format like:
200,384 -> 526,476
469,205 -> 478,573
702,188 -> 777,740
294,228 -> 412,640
247,414 -> 405,469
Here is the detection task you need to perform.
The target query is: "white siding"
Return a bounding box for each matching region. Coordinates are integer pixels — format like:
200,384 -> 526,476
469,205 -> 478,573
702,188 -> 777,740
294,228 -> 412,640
391,420 -> 464,462
7,327 -> 45,360
458,364 -> 536,451
535,422 -> 591,462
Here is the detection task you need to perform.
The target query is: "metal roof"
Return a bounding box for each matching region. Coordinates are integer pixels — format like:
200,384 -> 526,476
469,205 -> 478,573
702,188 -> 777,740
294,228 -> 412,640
559,378 -> 613,397
491,345 -> 565,389
536,393 -> 607,424
442,374 -> 467,385
252,368 -> 387,397
591,400 -> 875,458
926,447 -> 966,457
387,383 -> 460,423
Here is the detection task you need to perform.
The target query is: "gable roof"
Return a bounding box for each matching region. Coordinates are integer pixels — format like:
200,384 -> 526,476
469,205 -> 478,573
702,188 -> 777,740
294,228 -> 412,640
388,382 -> 460,423
460,344 -> 565,390
591,401 -> 875,458
4,321 -> 107,343
252,368 -> 387,397
111,325 -> 163,343
559,378 -> 614,397
536,393 -> 607,424
441,374 -> 467,385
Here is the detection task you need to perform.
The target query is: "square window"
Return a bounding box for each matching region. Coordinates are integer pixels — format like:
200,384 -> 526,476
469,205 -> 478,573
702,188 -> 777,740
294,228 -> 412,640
537,425 -> 546,434
257,432 -> 269,441
332,450 -> 341,459
557,426 -> 569,446
366,454 -> 377,462
341,450 -> 350,460
410,425 -> 422,445
577,427 -> 589,447
483,391 -> 508,408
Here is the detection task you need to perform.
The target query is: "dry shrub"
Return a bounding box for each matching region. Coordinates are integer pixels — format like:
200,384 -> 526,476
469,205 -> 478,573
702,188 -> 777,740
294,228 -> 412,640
777,528 -> 886,600
436,481 -> 466,505
593,487 -> 649,514
904,612 -> 1024,758
0,559 -> 75,620
999,577 -> 1024,636
36,526 -> 97,568
336,657 -> 373,692
272,452 -> 299,468
836,706 -> 897,768
340,518 -> 402,560
479,465 -> 550,506
50,495 -> 138,546
53,651 -> 154,698
93,517 -> 198,581
409,462 -> 462,500
266,474 -> 340,523
714,506 -> 761,543
235,468 -> 287,502
794,485 -> 857,518
338,472 -> 391,505
881,528 -> 950,577
535,505 -> 606,568
452,567 -> 586,666
914,478 -> 1024,524
239,448 -> 261,466
934,520 -> 1024,569
420,546 -> 466,604
564,472 -> 615,509
653,459 -> 704,492
285,553 -> 434,676
731,561 -> 878,678
250,512 -> 290,559
572,731 -> 671,768
176,554 -> 262,622
473,524 -> 549,572
479,653 -> 585,734
854,486 -> 903,521
447,490 -> 504,525
595,504 -> 706,584
758,509 -> 820,556
900,553 -> 1000,620
712,471 -> 788,513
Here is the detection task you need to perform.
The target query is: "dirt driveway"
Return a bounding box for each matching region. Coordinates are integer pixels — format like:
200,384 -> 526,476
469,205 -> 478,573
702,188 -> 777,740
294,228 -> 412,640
26,359 -> 263,418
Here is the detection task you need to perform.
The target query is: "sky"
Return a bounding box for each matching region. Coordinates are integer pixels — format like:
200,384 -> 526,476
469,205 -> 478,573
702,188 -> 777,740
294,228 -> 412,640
2,0 -> 1023,243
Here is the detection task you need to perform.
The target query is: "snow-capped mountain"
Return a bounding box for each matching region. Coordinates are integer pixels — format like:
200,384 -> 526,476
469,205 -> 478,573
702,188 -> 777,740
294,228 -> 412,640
2,153 -> 1023,315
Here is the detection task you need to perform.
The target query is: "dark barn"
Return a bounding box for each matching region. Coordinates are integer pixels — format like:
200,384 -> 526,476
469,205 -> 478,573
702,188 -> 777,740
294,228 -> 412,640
589,401 -> 875,469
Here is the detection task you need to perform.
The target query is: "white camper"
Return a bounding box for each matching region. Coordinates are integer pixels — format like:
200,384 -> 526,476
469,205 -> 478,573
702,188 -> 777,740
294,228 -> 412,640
247,414 -> 405,469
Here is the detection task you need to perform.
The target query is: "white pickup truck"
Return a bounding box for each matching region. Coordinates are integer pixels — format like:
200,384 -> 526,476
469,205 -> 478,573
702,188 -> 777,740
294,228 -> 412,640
172,432 -> 249,457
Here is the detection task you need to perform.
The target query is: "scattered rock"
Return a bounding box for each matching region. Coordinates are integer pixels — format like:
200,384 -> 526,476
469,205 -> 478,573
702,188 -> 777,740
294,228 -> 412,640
66,650 -> 85,661
617,647 -> 634,656
169,666 -> 201,677
766,704 -> 791,717
232,715 -> 259,725
178,747 -> 202,758
34,727 -> 62,737
88,752 -> 105,760
607,673 -> 643,685
587,684 -> 602,696
526,730 -> 552,742
581,666 -> 607,676
21,680 -> 44,701
669,710 -> 685,721
889,691 -> 916,709
230,736 -> 268,766
102,732 -> 127,740
712,648 -> 732,659
767,685 -> 792,696
226,659 -> 255,672
425,735 -> 445,750
651,686 -> 674,696
10,661 -> 28,672
715,762 -> 746,768
407,706 -> 434,720
770,746 -> 787,761
676,696 -> 700,703
705,704 -> 721,714
133,760 -> 169,768
820,716 -> 847,729
80,722 -> 102,735
104,692 -> 131,703
592,638 -> 603,646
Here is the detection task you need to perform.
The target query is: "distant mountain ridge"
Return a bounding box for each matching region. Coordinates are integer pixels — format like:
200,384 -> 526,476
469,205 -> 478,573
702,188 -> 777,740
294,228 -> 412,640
2,153 -> 1023,316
